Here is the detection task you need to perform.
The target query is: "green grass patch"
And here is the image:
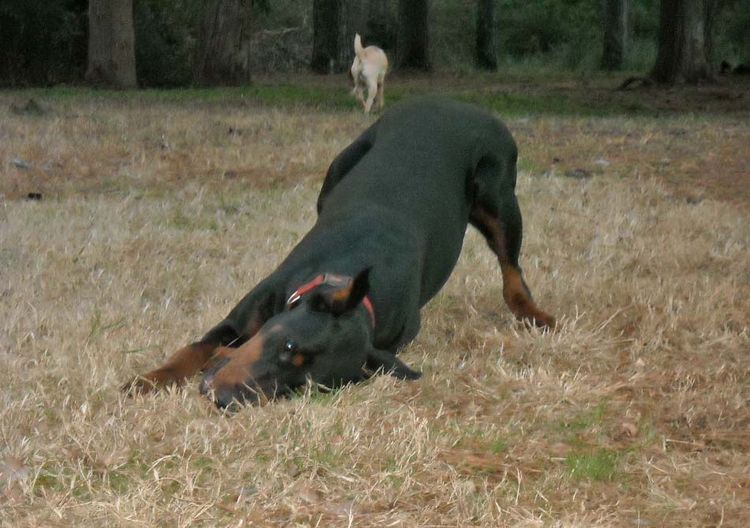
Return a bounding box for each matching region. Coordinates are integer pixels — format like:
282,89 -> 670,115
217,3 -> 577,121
17,84 -> 354,111
517,156 -> 543,175
489,438 -> 509,455
191,456 -> 215,471
9,73 -> 657,118
565,449 -> 620,482
33,470 -> 91,499
107,471 -> 131,494
33,472 -> 67,493
558,402 -> 608,433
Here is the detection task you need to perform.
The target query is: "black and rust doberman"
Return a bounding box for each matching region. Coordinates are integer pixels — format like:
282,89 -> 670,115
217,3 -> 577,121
124,97 -> 555,408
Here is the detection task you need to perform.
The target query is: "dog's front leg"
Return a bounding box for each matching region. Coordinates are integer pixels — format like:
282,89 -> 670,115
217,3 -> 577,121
122,321 -> 239,394
363,77 -> 378,114
366,348 -> 422,380
376,79 -> 385,111
123,281 -> 278,395
354,84 -> 366,110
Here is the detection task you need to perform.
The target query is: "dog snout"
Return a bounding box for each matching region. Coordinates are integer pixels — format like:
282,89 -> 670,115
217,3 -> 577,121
215,385 -> 259,409
198,373 -> 214,396
200,370 -> 270,408
214,382 -> 265,409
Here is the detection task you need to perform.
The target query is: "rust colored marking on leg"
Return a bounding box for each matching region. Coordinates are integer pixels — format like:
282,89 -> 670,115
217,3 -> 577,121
501,266 -> 556,329
202,345 -> 236,372
470,207 -> 505,259
470,205 -> 555,329
123,341 -> 217,394
214,346 -> 236,359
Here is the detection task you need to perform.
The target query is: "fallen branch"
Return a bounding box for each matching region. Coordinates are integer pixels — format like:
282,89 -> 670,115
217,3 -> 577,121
617,76 -> 654,90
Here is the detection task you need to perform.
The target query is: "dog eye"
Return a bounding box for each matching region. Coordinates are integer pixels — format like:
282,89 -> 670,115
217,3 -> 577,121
284,339 -> 297,353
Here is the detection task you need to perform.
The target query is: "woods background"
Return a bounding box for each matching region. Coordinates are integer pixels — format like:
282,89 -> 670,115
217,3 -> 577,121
1,0 -> 749,89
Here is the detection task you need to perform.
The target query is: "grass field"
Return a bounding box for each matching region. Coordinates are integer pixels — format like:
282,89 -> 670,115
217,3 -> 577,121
1,74 -> 749,527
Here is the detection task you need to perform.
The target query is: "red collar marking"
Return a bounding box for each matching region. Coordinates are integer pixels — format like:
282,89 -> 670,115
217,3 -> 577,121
361,296 -> 375,328
285,275 -> 325,306
286,274 -> 376,329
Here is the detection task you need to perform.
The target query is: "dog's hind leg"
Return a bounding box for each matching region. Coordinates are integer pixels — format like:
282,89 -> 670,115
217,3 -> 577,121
470,202 -> 555,329
470,158 -> 556,329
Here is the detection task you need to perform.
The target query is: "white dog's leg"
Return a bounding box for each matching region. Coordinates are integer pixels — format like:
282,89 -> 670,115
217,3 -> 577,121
364,77 -> 378,114
376,79 -> 385,111
354,83 -> 366,110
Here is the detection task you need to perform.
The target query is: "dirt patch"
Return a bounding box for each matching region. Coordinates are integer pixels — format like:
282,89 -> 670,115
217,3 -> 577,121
514,75 -> 750,209
512,116 -> 750,211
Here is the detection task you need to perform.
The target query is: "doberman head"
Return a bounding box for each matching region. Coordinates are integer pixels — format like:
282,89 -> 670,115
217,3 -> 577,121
198,268 -> 421,409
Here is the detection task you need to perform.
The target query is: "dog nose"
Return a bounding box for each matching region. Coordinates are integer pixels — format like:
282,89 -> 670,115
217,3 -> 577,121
198,374 -> 214,396
214,389 -> 243,410
212,385 -> 262,410
200,375 -> 261,409
200,376 -> 240,409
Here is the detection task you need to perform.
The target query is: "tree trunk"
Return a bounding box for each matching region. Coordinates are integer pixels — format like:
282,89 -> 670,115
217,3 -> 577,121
366,0 -> 397,52
601,0 -> 627,70
651,0 -> 714,83
476,0 -> 498,71
703,0 -> 718,66
193,0 -> 251,86
396,0 -> 430,71
311,0 -> 342,74
86,0 -> 137,88
339,1 -> 367,71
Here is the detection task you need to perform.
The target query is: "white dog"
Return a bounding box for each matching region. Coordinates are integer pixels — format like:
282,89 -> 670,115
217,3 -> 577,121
350,33 -> 388,114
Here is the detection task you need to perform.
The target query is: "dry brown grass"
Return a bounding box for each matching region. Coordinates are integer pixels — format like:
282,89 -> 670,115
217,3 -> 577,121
1,88 -> 749,527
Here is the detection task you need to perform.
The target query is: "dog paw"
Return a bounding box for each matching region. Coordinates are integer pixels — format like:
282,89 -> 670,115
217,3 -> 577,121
120,376 -> 158,396
524,312 -> 556,331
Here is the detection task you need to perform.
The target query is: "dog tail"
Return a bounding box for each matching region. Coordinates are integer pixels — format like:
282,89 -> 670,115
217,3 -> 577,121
354,33 -> 365,59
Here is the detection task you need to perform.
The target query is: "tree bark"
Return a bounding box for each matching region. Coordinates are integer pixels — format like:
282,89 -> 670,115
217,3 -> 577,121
193,0 -> 251,86
366,0 -> 396,52
396,0 -> 431,71
476,0 -> 498,71
311,0 -> 342,74
651,0 -> 714,83
338,1 -> 366,71
601,0 -> 627,70
86,0 -> 137,88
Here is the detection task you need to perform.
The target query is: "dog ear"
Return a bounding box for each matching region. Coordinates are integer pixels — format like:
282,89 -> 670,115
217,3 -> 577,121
366,348 -> 422,380
316,267 -> 371,316
341,267 -> 371,312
